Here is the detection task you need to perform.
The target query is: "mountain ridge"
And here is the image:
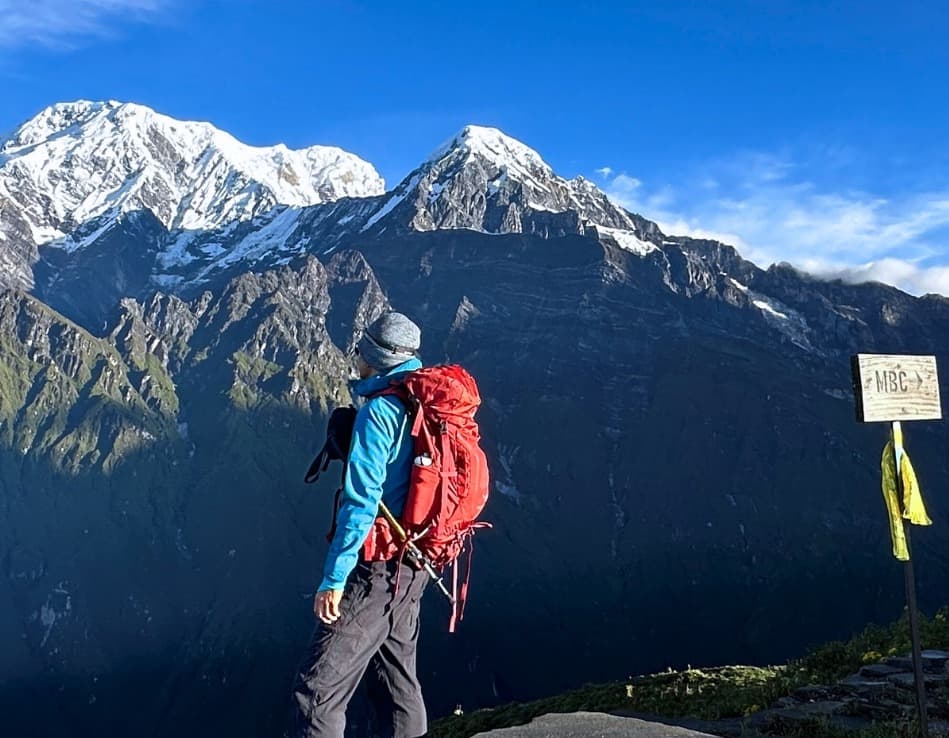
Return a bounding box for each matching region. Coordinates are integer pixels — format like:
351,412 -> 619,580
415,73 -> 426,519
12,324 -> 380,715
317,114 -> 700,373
0,100 -> 386,290
3,100 -> 943,308
0,101 -> 718,304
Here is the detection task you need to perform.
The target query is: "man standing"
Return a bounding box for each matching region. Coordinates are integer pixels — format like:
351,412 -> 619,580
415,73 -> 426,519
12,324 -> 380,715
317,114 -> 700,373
292,312 -> 429,738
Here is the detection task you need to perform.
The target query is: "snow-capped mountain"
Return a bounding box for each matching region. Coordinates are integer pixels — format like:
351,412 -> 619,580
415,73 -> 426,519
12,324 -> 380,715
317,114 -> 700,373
0,103 -> 670,298
2,100 -> 922,359
140,123 -> 666,291
358,125 -> 660,242
0,101 -> 384,289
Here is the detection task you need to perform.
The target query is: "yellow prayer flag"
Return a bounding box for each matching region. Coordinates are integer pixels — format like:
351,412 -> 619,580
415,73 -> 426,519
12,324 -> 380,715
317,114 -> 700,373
881,437 -> 932,561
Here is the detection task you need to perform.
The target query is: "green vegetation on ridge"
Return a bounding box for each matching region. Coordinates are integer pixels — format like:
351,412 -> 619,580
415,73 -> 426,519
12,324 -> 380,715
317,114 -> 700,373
430,609 -> 949,738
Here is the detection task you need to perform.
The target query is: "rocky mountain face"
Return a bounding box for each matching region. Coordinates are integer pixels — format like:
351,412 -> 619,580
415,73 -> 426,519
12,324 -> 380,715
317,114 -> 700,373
1,103 -> 949,738
0,101 -> 385,292
6,106 -> 662,323
357,125 -> 659,240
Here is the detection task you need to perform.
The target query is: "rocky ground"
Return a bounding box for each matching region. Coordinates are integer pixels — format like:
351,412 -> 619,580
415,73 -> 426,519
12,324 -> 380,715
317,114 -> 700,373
611,651 -> 949,737
429,616 -> 949,738
465,652 -> 949,738
737,649 -> 949,737
473,712 -> 719,737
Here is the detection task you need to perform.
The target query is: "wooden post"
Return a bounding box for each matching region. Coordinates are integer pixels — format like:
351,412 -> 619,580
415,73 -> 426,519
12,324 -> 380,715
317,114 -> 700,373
892,421 -> 929,738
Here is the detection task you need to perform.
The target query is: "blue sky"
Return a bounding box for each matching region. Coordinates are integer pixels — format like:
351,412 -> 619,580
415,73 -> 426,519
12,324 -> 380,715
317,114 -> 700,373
2,0 -> 949,294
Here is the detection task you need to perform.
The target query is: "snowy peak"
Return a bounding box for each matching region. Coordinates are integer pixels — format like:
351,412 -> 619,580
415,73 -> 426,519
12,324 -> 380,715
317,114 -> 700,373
0,100 -> 385,245
1,100 -> 118,152
0,104 -> 662,297
426,125 -> 555,181
360,123 -> 653,240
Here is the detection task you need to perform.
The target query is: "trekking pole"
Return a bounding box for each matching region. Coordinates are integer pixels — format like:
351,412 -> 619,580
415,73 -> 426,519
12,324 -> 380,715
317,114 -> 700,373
378,501 -> 454,602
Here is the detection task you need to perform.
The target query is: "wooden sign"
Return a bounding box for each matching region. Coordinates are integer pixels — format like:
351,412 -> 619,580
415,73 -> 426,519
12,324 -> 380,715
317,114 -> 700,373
851,354 -> 942,423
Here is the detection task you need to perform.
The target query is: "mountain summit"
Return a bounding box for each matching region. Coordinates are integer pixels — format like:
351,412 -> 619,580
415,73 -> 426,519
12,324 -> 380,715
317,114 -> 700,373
0,101 -> 384,289
359,124 -> 657,240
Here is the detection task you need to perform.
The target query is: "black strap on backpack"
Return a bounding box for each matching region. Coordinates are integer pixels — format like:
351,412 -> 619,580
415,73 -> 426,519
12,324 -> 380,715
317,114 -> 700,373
304,406 -> 358,484
304,406 -> 359,543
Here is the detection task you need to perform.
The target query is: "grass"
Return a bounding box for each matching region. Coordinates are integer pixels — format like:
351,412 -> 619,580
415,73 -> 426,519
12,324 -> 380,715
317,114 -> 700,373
0,295 -> 181,472
429,609 -> 949,738
127,350 -> 179,415
228,350 -> 284,408
795,608 -> 949,685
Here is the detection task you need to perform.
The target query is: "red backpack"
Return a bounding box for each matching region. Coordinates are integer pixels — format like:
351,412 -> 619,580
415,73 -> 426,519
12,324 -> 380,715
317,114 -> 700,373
361,364 -> 491,631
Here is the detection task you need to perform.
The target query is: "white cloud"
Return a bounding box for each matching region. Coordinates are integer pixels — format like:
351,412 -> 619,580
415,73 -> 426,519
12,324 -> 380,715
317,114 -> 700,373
610,173 -> 641,193
0,0 -> 174,51
595,166 -> 613,178
804,259 -> 949,298
596,151 -> 949,297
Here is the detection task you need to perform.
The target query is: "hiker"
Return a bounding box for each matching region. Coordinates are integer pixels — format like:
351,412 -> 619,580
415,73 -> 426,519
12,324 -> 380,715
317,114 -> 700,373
291,312 -> 430,738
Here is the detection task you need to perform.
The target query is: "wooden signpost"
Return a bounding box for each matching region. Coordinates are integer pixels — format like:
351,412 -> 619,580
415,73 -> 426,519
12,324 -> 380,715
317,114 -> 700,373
852,354 -> 941,423
851,354 -> 943,738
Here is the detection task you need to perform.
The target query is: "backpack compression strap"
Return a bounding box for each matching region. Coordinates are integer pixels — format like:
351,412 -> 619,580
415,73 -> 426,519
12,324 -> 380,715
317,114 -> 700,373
448,522 -> 492,633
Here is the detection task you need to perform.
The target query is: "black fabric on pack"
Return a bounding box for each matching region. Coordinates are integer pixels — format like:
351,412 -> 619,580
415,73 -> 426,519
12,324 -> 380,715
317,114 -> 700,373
304,406 -> 358,484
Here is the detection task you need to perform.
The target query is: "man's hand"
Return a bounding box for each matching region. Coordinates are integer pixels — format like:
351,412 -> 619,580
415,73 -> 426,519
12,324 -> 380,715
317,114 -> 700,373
314,588 -> 344,624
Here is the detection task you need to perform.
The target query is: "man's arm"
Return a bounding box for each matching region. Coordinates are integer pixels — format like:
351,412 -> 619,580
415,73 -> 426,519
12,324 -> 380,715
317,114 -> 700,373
318,397 -> 401,593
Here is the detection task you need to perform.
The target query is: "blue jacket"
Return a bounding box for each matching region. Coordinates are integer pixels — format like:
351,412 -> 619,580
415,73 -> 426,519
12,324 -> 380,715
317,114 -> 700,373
319,357 -> 422,591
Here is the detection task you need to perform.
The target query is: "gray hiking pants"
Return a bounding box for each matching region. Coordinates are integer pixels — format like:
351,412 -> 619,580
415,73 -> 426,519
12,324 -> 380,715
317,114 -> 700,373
291,559 -> 429,738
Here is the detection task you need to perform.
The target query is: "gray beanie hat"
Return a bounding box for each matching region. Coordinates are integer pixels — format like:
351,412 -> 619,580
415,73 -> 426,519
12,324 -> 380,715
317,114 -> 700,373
357,312 -> 421,371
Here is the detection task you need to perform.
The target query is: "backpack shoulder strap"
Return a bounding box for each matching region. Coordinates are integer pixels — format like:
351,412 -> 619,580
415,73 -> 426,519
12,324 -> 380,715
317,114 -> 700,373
372,381 -> 426,436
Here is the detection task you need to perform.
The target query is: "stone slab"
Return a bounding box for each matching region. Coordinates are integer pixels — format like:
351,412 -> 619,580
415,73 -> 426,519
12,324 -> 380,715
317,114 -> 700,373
792,685 -> 833,701
923,650 -> 949,671
859,663 -> 906,679
770,701 -> 849,719
888,672 -> 947,689
746,707 -> 874,735
840,674 -> 890,692
471,712 -> 719,737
